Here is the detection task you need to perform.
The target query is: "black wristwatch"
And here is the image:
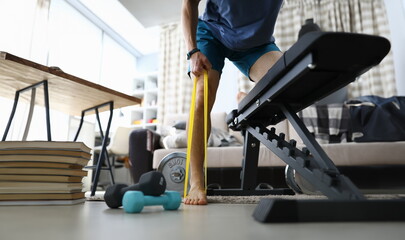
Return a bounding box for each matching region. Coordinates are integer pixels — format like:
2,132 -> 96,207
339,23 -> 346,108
187,48 -> 200,60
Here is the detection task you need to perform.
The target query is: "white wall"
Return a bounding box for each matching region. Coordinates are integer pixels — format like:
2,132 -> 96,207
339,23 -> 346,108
137,53 -> 159,73
211,59 -> 239,114
384,0 -> 405,95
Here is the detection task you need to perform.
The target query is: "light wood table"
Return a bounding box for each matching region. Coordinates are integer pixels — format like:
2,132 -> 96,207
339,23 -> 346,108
0,51 -> 140,116
0,51 -> 142,195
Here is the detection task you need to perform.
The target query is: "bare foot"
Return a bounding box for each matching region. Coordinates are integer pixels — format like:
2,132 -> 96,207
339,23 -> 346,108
184,186 -> 207,205
184,173 -> 207,205
237,91 -> 247,103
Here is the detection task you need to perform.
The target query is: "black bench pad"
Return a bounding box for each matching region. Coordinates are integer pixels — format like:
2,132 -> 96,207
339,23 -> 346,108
237,32 -> 390,126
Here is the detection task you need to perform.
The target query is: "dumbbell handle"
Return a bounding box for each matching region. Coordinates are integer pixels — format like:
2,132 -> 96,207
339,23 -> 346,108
142,194 -> 169,206
123,191 -> 181,213
122,184 -> 140,193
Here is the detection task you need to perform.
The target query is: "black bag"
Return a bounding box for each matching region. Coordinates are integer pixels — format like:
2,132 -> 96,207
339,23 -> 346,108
346,95 -> 405,142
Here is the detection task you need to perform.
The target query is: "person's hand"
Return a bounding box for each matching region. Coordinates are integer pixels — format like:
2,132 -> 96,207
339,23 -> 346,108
190,51 -> 212,77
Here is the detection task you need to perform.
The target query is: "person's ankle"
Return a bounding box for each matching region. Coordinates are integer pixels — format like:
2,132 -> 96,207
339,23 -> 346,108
189,179 -> 205,190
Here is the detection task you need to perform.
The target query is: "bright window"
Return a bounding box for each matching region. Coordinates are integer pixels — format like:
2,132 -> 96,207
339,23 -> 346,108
48,0 -> 103,83
99,34 -> 136,94
0,0 -> 37,58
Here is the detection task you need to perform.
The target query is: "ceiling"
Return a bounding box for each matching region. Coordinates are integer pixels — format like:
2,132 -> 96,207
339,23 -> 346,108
119,0 -> 206,28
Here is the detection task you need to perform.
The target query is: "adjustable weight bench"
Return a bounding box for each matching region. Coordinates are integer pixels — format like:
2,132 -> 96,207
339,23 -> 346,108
207,32 -> 405,222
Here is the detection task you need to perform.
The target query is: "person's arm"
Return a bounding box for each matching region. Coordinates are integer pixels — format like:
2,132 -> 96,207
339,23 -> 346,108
181,0 -> 211,77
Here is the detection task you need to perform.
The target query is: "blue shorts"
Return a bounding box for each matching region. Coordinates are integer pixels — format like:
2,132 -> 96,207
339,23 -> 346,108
194,20 -> 280,80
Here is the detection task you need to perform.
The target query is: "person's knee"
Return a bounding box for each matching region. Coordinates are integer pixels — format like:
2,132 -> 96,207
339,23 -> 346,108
250,51 -> 283,82
193,70 -> 220,110
195,88 -> 216,113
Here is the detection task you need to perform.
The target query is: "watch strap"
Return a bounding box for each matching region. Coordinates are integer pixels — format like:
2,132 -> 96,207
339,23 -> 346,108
187,48 -> 200,60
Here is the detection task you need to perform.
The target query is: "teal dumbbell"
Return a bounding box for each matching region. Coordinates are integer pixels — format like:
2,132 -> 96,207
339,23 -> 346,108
122,190 -> 182,213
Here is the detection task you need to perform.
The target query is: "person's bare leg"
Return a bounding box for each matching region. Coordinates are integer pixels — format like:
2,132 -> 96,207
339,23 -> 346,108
184,70 -> 220,205
250,50 -> 283,82
237,51 -> 283,102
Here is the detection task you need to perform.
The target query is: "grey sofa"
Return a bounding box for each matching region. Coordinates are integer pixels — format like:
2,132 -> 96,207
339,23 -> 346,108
129,112 -> 405,192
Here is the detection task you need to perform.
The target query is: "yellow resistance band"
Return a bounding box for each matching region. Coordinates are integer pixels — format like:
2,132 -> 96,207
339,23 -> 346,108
184,70 -> 208,198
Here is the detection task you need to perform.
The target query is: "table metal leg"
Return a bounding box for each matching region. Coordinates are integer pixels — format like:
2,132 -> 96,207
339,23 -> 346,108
2,80 -> 52,141
22,89 -> 36,141
43,80 -> 52,141
74,101 -> 114,196
94,107 -> 115,185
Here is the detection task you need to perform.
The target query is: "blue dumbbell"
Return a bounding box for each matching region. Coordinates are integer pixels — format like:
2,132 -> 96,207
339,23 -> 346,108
122,190 -> 182,213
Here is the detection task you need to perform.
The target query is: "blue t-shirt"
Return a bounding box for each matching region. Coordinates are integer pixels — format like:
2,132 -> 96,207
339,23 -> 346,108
200,0 -> 283,51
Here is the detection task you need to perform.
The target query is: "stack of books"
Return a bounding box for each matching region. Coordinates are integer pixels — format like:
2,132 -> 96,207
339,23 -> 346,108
0,141 -> 91,205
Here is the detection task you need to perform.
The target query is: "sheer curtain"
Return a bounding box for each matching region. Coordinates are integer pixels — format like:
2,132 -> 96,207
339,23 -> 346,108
157,23 -> 191,126
239,0 -> 396,98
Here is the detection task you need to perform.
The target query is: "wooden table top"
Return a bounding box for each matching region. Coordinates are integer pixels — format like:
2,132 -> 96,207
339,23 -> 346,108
0,51 -> 141,116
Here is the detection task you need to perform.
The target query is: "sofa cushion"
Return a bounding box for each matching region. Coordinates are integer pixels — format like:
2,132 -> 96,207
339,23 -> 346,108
321,141 -> 405,166
161,127 -> 241,149
163,112 -> 229,133
153,145 -> 286,169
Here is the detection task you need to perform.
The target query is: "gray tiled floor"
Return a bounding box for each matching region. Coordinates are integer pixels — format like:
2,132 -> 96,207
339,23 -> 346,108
1,201 -> 405,240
